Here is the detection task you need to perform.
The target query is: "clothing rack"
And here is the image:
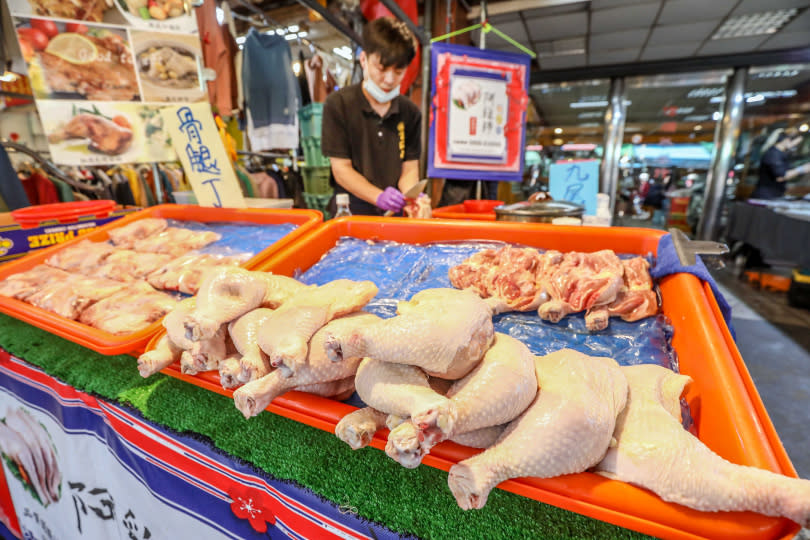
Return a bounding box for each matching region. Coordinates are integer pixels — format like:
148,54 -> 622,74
1,140 -> 112,199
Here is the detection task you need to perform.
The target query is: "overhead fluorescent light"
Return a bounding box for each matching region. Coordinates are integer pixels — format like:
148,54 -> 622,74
709,96 -> 725,103
0,71 -> 18,82
799,123 -> 808,133
746,94 -> 765,103
570,100 -> 630,108
684,115 -> 710,122
287,24 -> 299,33
712,111 -> 721,120
687,87 -> 724,98
333,46 -> 353,60
298,31 -> 308,38
236,36 -> 247,45
577,111 -> 602,119
711,8 -> 798,39
578,123 -> 601,128
284,33 -> 297,41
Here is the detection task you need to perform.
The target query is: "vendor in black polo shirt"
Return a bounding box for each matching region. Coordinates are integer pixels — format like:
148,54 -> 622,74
321,17 -> 421,216
752,129 -> 810,200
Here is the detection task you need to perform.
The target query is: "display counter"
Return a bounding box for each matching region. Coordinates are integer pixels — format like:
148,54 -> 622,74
0,313 -> 649,539
727,201 -> 810,268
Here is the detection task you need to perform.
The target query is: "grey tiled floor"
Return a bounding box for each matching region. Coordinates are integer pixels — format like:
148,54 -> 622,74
711,268 -> 810,480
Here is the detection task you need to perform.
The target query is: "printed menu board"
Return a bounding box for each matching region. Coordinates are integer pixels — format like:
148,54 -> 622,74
8,0 -> 208,166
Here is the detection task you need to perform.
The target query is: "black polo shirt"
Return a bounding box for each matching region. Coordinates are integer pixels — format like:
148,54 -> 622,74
321,83 -> 421,215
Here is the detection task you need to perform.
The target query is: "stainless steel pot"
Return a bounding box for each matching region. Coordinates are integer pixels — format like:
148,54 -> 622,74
494,200 -> 585,223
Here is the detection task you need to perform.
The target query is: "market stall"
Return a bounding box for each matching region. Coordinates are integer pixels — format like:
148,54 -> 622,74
0,213 -> 804,540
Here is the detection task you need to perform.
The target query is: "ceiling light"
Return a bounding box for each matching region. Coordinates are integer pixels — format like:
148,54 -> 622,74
333,46 -> 353,60
687,87 -> 724,98
235,36 -> 247,45
577,111 -> 602,119
799,123 -> 809,133
287,24 -> 299,33
751,69 -> 799,79
292,62 -> 301,75
694,125 -> 703,131
284,33 -> 297,41
684,115 -> 710,122
570,100 -> 608,108
553,138 -> 564,145
710,96 -> 725,104
578,122 -> 601,127
298,31 -> 308,38
0,71 -> 19,83
746,94 -> 765,103
711,9 -> 798,39
215,6 -> 224,24
265,29 -> 276,35
554,127 -> 563,134
712,111 -> 721,121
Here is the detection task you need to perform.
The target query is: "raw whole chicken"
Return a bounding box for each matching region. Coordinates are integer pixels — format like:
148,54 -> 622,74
0,265 -> 70,301
538,250 -> 624,327
386,333 -> 538,467
182,267 -> 268,342
326,288 -> 494,379
227,308 -> 276,385
447,348 -> 628,510
44,239 -> 115,274
234,312 -> 380,418
258,273 -> 311,309
106,217 -> 167,248
257,280 -> 378,377
131,227 -> 221,257
352,357 -> 456,466
78,281 -> 178,335
595,364 -> 810,526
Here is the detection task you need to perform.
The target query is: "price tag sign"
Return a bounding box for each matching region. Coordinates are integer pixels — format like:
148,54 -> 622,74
549,160 -> 599,216
162,103 -> 246,208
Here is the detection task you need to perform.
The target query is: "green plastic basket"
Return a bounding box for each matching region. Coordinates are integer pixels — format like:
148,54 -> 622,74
301,166 -> 332,194
303,190 -> 333,219
298,103 -> 324,139
301,136 -> 330,167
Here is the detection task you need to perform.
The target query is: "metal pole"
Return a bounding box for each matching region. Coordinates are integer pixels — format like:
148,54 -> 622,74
419,0 -> 433,180
475,0 -> 487,200
697,67 -> 747,241
599,76 -> 627,220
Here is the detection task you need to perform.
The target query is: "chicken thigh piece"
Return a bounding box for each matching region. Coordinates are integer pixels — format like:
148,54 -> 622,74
257,280 -> 378,377
233,312 -> 379,418
450,424 -> 506,449
448,349 -> 628,510
326,288 -> 494,379
595,364 -> 810,527
335,407 -> 389,450
258,273 -> 310,308
354,357 -> 456,467
229,308 -> 275,384
386,333 -> 538,467
180,324 -> 231,375
183,267 -> 267,342
162,297 -> 197,350
295,376 -> 356,401
137,334 -> 183,377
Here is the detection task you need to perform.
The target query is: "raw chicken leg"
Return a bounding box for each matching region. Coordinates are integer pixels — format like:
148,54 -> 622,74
233,312 -> 380,418
386,333 -> 538,467
354,357 -> 456,467
295,376 -> 355,401
595,364 -> 810,526
229,308 -> 275,384
326,288 -> 494,379
180,324 -> 230,375
107,217 -> 167,248
257,280 -> 378,377
183,267 -> 267,342
163,297 -> 197,350
137,334 -> 183,377
335,407 -> 389,450
448,349 -> 628,509
450,425 -> 505,449
258,273 -> 310,308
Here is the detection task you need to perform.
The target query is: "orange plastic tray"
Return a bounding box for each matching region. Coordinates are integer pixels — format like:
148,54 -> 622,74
432,203 -> 497,221
154,217 -> 798,540
0,204 -> 321,356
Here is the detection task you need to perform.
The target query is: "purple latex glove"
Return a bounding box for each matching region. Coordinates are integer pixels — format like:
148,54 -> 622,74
376,186 -> 406,212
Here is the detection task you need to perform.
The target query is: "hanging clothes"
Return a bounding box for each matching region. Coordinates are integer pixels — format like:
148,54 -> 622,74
0,145 -> 32,210
21,170 -> 60,205
242,29 -> 300,151
50,178 -> 75,202
298,50 -> 312,107
196,0 -> 236,115
249,171 -> 279,199
305,53 -> 329,103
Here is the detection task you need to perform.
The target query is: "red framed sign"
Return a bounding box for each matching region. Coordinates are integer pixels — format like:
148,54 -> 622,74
428,43 -> 530,182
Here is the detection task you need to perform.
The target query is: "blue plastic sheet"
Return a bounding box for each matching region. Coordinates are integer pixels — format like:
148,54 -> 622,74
164,219 -> 298,257
300,237 -> 676,371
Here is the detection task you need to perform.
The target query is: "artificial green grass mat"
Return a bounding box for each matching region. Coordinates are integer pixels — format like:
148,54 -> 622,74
0,313 -> 651,540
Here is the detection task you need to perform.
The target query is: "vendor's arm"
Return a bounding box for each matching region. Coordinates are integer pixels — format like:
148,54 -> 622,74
397,159 -> 419,193
784,162 -> 810,181
330,158 -> 386,205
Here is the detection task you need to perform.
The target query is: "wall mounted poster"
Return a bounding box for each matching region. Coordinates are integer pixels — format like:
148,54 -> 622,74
428,42 -> 531,182
8,2 -> 207,166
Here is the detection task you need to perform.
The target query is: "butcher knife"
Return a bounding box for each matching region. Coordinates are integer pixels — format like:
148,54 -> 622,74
384,179 -> 428,217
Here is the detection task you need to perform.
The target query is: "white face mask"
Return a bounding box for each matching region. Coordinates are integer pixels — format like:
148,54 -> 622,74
363,79 -> 400,104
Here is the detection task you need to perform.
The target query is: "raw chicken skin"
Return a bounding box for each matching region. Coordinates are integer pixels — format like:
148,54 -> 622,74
450,425 -> 505,449
107,218 -> 167,248
448,349 -> 628,509
386,333 -> 538,467
229,308 -> 275,384
0,265 -> 70,301
147,252 -> 251,295
180,324 -> 231,375
335,407 -> 389,450
183,267 -> 267,342
258,273 -> 310,309
137,334 -> 182,377
92,249 -> 173,282
257,280 -> 377,377
132,227 -> 221,257
26,274 -> 124,319
326,288 -> 494,379
234,312 -> 379,418
44,239 -> 115,274
78,281 -> 177,335
606,257 -> 659,322
595,364 -> 810,526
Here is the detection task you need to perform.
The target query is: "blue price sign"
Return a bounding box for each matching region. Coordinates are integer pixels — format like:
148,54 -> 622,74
549,160 -> 599,216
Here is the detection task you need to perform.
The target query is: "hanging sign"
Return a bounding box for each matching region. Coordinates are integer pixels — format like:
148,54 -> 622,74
428,43 -> 530,182
161,102 -> 245,208
549,160 -> 599,216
